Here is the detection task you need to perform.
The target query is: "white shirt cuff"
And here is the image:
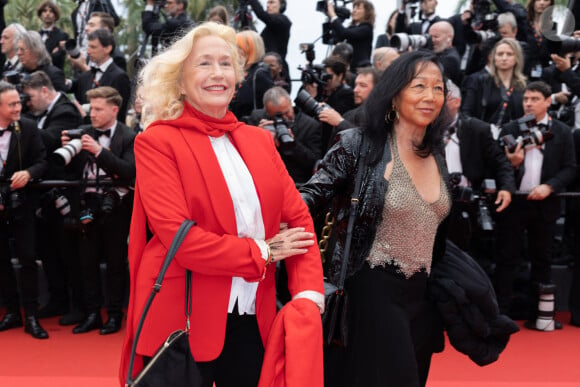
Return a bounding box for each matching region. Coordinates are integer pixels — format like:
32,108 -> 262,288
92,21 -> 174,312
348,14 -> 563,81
293,290 -> 325,313
254,239 -> 269,261
144,5 -> 154,11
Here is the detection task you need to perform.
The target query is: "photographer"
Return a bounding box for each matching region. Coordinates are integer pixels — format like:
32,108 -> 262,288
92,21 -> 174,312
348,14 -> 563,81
68,29 -> 130,123
142,0 -> 194,54
20,71 -> 84,323
324,0 -> 374,70
17,31 -> 66,93
495,81 -> 576,328
428,21 -> 462,86
247,0 -> 290,61
396,0 -> 441,35
444,81 -> 515,256
61,86 -> 135,335
249,86 -> 321,185
0,81 -> 48,339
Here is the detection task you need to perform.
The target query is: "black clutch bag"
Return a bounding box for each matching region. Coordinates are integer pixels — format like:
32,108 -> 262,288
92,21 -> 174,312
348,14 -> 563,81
125,220 -> 202,387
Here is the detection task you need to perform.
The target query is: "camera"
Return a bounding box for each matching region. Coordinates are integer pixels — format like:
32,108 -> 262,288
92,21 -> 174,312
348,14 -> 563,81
233,0 -> 253,30
153,0 -> 166,15
295,89 -> 329,118
499,115 -> 554,152
101,190 -> 120,214
471,0 -> 498,32
0,183 -> 24,220
51,128 -> 87,166
38,188 -> 71,218
390,33 -> 432,52
65,39 -> 81,59
264,113 -> 295,151
450,175 -> 497,232
297,43 -> 332,88
467,30 -> 500,45
546,36 -> 580,56
316,0 -> 351,20
3,70 -> 31,106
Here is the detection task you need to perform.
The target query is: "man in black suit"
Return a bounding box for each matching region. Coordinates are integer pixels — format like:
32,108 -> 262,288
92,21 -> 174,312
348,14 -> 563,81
248,86 -> 322,186
36,1 -> 69,70
71,0 -> 119,55
0,81 -> 48,339
495,81 -> 576,327
21,71 -> 84,324
61,86 -> 135,335
395,0 -> 441,35
17,31 -> 66,93
541,51 -> 580,129
69,29 -> 130,123
68,11 -> 126,74
142,0 -> 193,55
444,81 -> 515,255
428,21 -> 462,87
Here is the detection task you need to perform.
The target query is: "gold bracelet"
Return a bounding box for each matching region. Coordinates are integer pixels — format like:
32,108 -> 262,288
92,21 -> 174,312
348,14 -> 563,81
265,244 -> 274,266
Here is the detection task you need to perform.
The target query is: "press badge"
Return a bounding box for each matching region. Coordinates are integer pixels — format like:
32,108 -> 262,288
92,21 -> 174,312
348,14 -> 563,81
531,64 -> 542,78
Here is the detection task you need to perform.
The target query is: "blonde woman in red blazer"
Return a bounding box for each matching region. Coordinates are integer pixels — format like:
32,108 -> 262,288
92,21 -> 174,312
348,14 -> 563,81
119,22 -> 325,387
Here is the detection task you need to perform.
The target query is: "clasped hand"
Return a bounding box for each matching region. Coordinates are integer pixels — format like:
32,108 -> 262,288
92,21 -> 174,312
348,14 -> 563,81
61,131 -> 102,156
266,227 -> 315,263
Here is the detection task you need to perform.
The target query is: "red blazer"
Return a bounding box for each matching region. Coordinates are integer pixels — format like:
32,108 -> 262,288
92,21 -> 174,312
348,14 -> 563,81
120,106 -> 324,384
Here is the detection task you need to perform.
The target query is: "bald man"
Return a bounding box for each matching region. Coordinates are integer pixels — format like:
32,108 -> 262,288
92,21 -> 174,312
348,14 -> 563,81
428,20 -> 462,86
372,47 -> 399,73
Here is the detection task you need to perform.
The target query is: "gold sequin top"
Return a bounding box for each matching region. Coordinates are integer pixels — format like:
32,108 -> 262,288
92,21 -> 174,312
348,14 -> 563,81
367,136 -> 451,278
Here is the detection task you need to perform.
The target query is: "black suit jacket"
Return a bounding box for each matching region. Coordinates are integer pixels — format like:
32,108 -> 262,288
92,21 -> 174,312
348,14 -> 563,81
65,122 -> 136,185
439,47 -> 462,87
142,10 -> 193,52
71,61 -> 131,122
39,93 -> 83,153
329,20 -> 373,70
500,118 -> 576,219
456,114 -> 516,193
41,26 -> 69,70
1,118 -> 47,184
396,12 -> 441,35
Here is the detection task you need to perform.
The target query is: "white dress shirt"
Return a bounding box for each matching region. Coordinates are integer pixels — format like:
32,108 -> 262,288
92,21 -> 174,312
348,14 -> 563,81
519,115 -> 547,192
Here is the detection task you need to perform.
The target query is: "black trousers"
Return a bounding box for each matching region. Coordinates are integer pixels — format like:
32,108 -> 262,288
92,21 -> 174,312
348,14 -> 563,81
494,197 -> 558,312
326,264 -> 441,387
0,207 -> 39,316
78,194 -> 130,316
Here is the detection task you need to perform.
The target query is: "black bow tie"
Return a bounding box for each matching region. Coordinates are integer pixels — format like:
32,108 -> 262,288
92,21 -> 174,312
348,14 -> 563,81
0,127 -> 12,136
40,29 -> 50,36
96,129 -> 111,137
91,66 -> 102,74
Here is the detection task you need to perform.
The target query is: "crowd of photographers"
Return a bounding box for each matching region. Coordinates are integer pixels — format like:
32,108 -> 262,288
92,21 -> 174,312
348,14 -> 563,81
0,0 -> 580,341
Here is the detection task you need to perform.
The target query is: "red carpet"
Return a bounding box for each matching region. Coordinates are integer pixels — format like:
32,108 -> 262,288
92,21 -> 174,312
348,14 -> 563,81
1,311 -> 579,387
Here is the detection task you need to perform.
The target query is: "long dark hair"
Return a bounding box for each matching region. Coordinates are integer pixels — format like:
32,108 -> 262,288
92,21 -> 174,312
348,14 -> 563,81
362,50 -> 451,165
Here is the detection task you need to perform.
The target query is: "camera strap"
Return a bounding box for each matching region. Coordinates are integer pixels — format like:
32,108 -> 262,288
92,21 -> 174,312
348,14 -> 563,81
495,84 -> 514,127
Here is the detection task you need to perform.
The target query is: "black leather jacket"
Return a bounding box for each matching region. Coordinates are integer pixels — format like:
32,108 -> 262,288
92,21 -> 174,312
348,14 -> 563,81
300,128 -> 451,284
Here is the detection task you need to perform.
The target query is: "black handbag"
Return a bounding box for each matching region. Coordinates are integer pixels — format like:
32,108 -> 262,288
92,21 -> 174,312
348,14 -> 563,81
322,137 -> 368,347
125,220 -> 202,387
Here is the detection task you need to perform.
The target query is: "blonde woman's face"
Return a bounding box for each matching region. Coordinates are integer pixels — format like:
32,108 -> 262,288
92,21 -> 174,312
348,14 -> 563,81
181,35 -> 237,118
494,43 -> 517,71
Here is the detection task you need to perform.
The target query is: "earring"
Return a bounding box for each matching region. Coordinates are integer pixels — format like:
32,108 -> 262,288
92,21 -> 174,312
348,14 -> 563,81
385,106 -> 398,124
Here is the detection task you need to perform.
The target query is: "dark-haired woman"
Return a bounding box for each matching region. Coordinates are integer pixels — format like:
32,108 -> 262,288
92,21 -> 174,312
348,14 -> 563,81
326,0 -> 375,70
523,0 -> 554,79
300,50 -> 452,387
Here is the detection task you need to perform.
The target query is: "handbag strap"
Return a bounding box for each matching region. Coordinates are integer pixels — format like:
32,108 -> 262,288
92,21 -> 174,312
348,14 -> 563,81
336,135 -> 368,292
126,219 -> 196,385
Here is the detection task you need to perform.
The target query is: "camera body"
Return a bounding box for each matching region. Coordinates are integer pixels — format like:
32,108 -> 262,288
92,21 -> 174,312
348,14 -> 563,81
0,183 -> 24,220
451,174 -> 497,232
471,0 -> 498,32
297,43 -> 332,88
264,113 -> 295,151
80,189 -> 121,225
316,0 -> 351,20
3,70 -> 31,106
499,115 -> 554,152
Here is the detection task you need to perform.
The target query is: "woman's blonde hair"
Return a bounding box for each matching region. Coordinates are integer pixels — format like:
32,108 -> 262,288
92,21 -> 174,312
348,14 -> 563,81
236,30 -> 265,68
139,22 -> 244,127
490,38 -> 527,90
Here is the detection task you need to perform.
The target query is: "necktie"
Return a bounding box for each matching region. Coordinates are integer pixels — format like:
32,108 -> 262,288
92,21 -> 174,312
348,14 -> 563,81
96,129 -> 111,137
91,67 -> 101,87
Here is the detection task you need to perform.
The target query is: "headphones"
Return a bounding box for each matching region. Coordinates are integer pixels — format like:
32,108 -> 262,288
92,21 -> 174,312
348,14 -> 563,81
279,0 -> 286,13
